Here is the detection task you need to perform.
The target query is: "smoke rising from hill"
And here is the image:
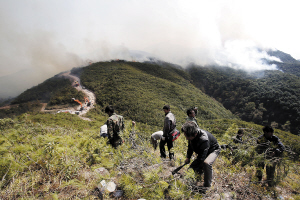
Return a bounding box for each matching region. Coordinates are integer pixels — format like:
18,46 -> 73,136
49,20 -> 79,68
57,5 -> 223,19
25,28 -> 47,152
0,0 -> 299,98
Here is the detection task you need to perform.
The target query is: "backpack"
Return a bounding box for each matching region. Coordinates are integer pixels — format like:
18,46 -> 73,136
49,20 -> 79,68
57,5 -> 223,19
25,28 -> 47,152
170,129 -> 180,141
108,114 -> 124,135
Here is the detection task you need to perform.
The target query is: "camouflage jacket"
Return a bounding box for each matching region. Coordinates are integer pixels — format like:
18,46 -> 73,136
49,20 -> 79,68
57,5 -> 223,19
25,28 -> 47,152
107,113 -> 125,138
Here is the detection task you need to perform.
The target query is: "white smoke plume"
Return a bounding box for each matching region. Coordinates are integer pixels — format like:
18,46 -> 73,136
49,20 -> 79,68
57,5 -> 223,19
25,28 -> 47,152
0,0 -> 299,98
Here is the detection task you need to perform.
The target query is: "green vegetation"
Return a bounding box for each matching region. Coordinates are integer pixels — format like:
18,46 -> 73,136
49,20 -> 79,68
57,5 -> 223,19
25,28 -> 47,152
11,75 -> 84,105
0,101 -> 43,119
0,113 -> 299,199
81,62 -> 236,127
48,84 -> 84,107
1,75 -> 85,117
0,60 -> 299,199
187,65 -> 300,135
267,49 -> 300,77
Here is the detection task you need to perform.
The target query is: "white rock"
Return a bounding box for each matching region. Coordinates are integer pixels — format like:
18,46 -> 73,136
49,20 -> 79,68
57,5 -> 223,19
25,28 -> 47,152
106,181 -> 116,192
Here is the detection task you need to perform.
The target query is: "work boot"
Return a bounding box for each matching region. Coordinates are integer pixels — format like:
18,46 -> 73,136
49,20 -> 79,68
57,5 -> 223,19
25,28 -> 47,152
257,175 -> 263,183
169,152 -> 174,160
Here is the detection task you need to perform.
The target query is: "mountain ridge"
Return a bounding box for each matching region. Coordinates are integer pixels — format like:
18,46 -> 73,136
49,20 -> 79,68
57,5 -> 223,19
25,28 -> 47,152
0,58 -> 299,199
2,49 -> 300,135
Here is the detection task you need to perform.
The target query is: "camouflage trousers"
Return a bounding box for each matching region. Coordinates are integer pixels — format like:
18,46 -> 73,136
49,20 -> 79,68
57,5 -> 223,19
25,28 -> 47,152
256,161 -> 276,186
108,134 -> 123,148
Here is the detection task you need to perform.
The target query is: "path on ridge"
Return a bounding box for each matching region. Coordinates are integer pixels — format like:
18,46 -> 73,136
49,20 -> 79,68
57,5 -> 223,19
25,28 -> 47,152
42,71 -> 97,121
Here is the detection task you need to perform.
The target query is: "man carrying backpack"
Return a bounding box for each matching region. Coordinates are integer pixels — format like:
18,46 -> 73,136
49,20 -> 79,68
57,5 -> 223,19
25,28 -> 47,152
105,105 -> 125,148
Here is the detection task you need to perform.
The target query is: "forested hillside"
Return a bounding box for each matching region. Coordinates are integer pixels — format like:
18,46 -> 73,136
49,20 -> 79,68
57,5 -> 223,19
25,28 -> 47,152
187,65 -> 300,135
2,59 -> 299,136
11,75 -> 84,105
80,61 -> 236,127
267,50 -> 300,77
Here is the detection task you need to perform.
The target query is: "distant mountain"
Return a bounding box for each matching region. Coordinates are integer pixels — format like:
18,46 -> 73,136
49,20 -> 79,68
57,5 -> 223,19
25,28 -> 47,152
266,49 -> 300,77
267,49 -> 299,64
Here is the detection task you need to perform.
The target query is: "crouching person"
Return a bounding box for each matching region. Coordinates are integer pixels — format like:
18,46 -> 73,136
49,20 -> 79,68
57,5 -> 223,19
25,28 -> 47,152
181,121 -> 221,188
151,131 -> 163,150
100,124 -> 108,137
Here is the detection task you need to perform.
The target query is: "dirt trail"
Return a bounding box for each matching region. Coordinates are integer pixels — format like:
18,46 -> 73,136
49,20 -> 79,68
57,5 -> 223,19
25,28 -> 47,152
37,71 -> 96,120
0,104 -> 17,110
0,71 -> 96,121
40,103 -> 47,111
58,71 -> 96,121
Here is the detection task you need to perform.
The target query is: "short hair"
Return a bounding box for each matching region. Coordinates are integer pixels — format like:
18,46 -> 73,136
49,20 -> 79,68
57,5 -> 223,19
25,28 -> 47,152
237,129 -> 244,135
186,108 -> 194,116
105,105 -> 114,113
181,121 -> 198,137
263,125 -> 274,133
163,105 -> 170,110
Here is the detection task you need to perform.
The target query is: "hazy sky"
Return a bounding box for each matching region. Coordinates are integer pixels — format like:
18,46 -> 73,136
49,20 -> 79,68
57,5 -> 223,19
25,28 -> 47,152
0,0 -> 300,97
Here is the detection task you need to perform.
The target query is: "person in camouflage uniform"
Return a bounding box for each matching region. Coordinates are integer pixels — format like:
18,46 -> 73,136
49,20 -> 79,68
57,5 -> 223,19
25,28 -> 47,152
255,125 -> 285,186
186,107 -> 198,127
105,105 -> 125,148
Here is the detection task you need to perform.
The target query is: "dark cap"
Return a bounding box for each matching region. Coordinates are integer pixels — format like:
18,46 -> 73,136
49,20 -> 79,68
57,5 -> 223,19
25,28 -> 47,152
163,105 -> 170,110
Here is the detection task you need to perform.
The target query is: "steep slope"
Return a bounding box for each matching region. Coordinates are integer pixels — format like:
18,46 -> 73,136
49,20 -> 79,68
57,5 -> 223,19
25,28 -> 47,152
80,61 -> 236,127
0,74 -> 85,119
0,111 -> 299,199
0,61 -> 299,199
187,65 -> 300,135
11,74 -> 84,105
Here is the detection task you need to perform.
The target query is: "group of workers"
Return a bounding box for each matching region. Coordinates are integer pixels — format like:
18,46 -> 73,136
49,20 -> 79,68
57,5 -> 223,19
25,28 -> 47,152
101,104 -> 285,189
150,105 -> 221,188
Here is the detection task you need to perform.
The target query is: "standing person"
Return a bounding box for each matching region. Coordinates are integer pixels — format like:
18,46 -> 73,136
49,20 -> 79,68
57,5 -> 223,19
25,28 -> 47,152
186,107 -> 198,126
105,105 -> 125,148
255,125 -> 285,187
160,105 -> 177,160
181,121 -> 221,188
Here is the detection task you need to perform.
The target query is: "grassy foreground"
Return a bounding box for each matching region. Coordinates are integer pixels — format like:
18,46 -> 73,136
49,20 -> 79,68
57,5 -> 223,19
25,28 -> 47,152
0,110 -> 299,199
